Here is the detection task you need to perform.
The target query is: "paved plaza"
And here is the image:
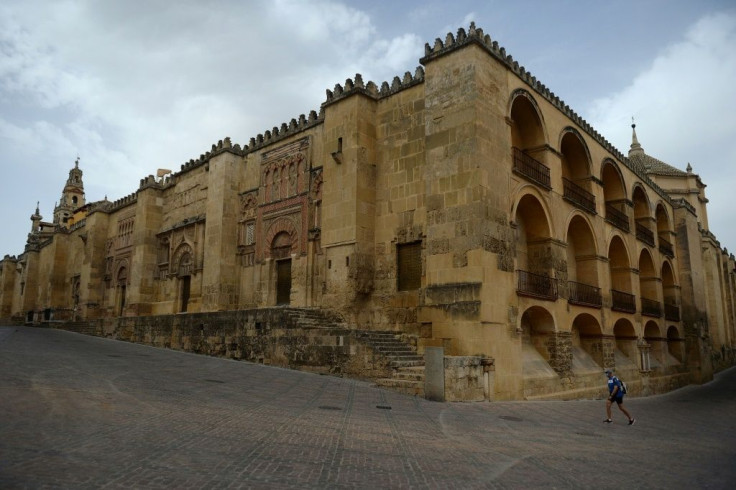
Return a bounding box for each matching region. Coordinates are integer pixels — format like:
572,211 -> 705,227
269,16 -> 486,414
1,326 -> 734,489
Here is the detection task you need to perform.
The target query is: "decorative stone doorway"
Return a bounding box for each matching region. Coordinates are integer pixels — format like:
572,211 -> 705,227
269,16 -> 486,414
276,259 -> 292,305
271,231 -> 293,305
180,276 -> 191,312
177,251 -> 193,313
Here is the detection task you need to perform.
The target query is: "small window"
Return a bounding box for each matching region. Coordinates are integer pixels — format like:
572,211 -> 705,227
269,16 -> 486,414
72,196 -> 78,205
397,242 -> 421,291
245,222 -> 255,245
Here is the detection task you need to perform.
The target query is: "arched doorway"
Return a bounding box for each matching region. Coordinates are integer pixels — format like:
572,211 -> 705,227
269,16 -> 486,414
271,231 -> 292,305
177,252 -> 192,313
117,266 -> 127,316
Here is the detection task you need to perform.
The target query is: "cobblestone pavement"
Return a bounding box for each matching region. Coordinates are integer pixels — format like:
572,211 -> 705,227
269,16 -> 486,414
1,326 -> 734,489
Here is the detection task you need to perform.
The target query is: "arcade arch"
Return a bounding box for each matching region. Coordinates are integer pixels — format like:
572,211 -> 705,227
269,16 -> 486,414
608,236 -> 635,313
566,215 -> 601,307
560,129 -> 596,214
601,160 -> 629,232
514,193 -> 556,300
639,249 -> 661,318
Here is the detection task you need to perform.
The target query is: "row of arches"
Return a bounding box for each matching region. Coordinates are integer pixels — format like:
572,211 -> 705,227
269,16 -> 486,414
516,190 -> 679,319
510,90 -> 675,257
521,306 -> 685,375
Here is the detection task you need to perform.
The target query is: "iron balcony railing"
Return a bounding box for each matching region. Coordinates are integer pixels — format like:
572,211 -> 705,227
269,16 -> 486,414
635,222 -> 655,247
658,236 -> 674,257
605,203 -> 630,233
641,297 -> 662,318
512,147 -> 551,189
568,281 -> 602,308
665,303 -> 681,322
563,178 -> 596,214
517,270 -> 558,301
611,289 -> 636,313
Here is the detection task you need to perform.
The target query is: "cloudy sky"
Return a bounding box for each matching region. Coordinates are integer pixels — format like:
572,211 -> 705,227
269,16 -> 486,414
1,0 -> 735,257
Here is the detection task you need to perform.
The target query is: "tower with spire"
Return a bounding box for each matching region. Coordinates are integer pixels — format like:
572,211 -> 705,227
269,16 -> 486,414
53,157 -> 86,227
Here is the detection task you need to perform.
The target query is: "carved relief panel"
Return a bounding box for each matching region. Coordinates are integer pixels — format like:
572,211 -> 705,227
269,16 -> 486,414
154,217 -> 205,280
236,137 -> 325,267
258,137 -> 311,261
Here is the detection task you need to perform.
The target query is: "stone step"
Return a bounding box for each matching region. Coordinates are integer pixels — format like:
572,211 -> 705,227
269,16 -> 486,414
394,369 -> 425,382
386,354 -> 423,361
371,345 -> 415,353
390,359 -> 425,368
374,378 -> 424,397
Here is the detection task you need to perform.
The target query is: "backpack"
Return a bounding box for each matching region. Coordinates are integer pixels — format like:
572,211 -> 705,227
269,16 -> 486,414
618,378 -> 628,395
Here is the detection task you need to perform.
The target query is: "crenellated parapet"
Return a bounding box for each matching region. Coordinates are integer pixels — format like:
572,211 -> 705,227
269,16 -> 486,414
323,68 -> 425,108
176,136 -> 244,176
422,22 -> 681,210
107,192 -> 138,213
246,110 -> 323,153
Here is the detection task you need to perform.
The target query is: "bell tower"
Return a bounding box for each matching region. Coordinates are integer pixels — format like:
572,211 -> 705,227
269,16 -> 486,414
53,157 -> 86,226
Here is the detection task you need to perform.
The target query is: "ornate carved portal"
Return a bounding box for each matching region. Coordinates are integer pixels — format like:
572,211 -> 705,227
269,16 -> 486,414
237,136 -> 322,267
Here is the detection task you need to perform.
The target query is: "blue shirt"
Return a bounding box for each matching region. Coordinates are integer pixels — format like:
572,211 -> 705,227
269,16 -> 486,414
608,376 -> 623,397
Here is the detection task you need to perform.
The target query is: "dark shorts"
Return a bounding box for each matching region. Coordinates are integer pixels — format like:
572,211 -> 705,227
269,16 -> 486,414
611,395 -> 624,404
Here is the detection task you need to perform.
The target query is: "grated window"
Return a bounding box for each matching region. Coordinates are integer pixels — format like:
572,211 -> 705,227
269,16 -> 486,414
397,242 -> 421,291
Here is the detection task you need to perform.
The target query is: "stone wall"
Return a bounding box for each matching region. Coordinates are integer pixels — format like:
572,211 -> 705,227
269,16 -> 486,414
93,309 -> 393,380
443,356 -> 487,402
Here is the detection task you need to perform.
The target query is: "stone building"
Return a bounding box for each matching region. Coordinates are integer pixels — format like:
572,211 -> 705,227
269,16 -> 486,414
1,23 -> 734,401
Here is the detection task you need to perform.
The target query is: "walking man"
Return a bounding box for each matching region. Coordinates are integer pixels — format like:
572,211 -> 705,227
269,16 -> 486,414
604,369 -> 635,425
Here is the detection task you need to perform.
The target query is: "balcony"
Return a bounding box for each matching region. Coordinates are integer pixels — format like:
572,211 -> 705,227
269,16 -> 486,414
568,281 -> 602,308
563,178 -> 596,214
517,270 -> 558,301
611,289 -> 636,313
641,297 -> 662,318
658,236 -> 674,258
605,203 -> 630,233
635,222 -> 655,247
665,303 -> 681,322
512,147 -> 551,189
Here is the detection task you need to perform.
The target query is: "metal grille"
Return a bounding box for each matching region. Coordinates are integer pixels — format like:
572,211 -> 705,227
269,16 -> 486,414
568,281 -> 602,307
397,242 -> 421,291
611,289 -> 636,313
512,147 -> 551,189
516,270 -> 558,300
605,203 -> 630,233
563,178 -> 596,214
246,222 -> 255,245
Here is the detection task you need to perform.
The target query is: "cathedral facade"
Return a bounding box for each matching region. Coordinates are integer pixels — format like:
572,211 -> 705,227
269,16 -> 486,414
1,23 -> 734,400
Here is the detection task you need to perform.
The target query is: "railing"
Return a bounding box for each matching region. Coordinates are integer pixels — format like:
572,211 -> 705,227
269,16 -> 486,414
665,303 -> 681,322
641,297 -> 662,318
568,281 -> 602,308
512,147 -> 551,189
635,222 -> 655,247
563,178 -> 596,214
658,236 -> 674,257
611,289 -> 636,313
605,203 -> 630,233
517,270 -> 558,300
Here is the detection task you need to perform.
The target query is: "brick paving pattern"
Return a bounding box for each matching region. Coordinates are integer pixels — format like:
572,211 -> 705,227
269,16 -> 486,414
1,326 -> 734,489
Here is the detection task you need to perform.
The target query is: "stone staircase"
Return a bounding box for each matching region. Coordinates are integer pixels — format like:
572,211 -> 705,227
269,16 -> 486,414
281,308 -> 425,396
281,307 -> 349,331
356,330 -> 425,397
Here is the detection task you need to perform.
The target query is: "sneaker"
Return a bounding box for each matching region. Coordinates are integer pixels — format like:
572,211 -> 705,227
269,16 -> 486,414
628,419 -> 636,426
603,419 -> 613,423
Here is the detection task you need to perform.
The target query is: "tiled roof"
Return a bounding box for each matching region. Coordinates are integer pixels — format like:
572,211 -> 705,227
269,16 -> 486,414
629,153 -> 688,177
